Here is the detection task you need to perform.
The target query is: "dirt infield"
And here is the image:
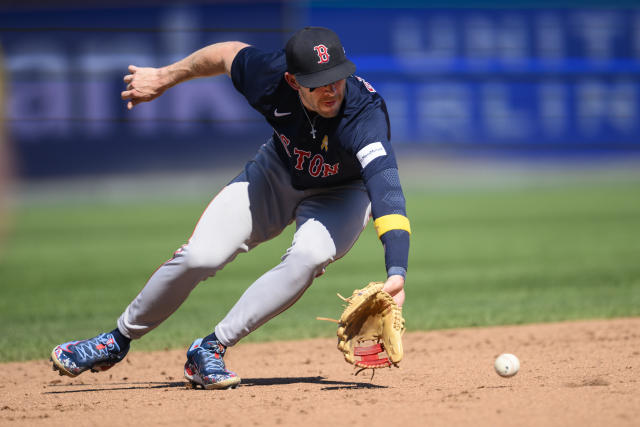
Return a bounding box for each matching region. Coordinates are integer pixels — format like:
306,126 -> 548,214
2,318 -> 638,427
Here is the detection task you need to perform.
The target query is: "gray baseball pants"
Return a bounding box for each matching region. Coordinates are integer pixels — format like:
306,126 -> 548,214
117,140 -> 371,346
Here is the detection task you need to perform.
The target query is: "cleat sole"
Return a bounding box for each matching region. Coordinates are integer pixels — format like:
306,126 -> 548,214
202,379 -> 241,390
184,373 -> 241,390
49,348 -> 78,378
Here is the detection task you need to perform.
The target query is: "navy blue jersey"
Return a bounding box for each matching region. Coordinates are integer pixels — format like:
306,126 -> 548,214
231,47 -> 397,190
231,46 -> 410,277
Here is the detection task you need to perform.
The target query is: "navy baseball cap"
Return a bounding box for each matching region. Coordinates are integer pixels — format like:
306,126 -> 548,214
285,26 -> 356,88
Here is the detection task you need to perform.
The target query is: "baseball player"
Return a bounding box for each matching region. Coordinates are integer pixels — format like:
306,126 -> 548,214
50,27 -> 411,389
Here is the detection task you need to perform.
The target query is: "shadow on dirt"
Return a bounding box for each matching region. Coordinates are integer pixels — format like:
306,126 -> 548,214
43,376 -> 386,394
242,376 -> 387,390
43,381 -> 187,394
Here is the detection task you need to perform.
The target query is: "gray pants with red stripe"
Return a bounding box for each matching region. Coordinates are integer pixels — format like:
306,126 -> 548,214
117,141 -> 371,346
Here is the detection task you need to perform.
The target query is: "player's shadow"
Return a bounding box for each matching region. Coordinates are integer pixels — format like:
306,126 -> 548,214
43,377 -> 386,394
43,381 -> 187,394
242,376 -> 387,390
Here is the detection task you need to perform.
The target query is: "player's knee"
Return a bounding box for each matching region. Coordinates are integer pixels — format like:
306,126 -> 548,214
184,250 -> 222,270
285,219 -> 336,271
287,246 -> 333,275
183,242 -> 247,270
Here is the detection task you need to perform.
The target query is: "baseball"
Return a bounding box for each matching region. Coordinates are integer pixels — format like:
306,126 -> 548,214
494,353 -> 520,377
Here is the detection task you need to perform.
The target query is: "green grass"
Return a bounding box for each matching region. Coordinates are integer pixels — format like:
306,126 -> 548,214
1,178 -> 639,362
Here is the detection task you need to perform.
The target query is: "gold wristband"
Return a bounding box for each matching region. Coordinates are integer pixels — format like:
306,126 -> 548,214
373,214 -> 411,238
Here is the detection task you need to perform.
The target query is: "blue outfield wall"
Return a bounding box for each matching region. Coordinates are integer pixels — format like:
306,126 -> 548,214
1,3 -> 639,177
312,7 -> 640,148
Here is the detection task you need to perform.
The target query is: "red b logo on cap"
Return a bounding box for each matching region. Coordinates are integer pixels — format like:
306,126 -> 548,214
313,45 -> 330,64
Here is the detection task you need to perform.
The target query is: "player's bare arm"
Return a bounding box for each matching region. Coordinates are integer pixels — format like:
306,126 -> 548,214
121,41 -> 249,110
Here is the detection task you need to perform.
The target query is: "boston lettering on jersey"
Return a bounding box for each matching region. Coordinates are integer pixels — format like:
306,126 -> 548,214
275,129 -> 340,178
230,47 -> 397,190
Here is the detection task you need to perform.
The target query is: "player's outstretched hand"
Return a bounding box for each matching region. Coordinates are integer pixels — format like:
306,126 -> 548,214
121,65 -> 168,110
382,274 -> 405,307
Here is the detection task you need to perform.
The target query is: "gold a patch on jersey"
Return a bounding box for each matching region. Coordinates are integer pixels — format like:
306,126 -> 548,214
321,134 -> 329,152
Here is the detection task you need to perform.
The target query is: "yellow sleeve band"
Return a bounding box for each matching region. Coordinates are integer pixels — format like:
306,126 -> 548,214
373,214 -> 411,238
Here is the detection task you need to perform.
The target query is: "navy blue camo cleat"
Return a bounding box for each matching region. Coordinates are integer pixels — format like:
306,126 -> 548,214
184,338 -> 241,390
50,333 -> 129,377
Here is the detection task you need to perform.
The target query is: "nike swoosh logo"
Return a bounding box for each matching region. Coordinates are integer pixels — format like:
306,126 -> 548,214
274,109 -> 292,117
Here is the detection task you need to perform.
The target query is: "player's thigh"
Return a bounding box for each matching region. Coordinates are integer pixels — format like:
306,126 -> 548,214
296,181 -> 371,259
186,181 -> 253,267
239,143 -> 303,246
190,143 -> 300,254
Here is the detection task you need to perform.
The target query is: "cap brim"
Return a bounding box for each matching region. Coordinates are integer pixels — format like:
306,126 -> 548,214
295,60 -> 356,88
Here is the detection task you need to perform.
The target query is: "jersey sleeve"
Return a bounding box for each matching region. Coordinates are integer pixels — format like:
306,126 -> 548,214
351,107 -> 410,278
230,46 -> 287,109
366,168 -> 411,278
352,107 -> 397,181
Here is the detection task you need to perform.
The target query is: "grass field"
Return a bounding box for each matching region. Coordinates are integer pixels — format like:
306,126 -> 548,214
1,163 -> 639,362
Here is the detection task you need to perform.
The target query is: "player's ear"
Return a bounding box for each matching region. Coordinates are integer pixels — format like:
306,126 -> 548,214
284,72 -> 300,91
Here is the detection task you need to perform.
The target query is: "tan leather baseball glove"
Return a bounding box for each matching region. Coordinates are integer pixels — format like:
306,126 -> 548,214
321,281 -> 405,370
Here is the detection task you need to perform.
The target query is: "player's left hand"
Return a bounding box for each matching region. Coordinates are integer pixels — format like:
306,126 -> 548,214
332,281 -> 405,370
382,274 -> 405,307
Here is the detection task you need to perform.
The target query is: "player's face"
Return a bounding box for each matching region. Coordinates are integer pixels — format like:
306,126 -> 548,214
298,79 -> 346,118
